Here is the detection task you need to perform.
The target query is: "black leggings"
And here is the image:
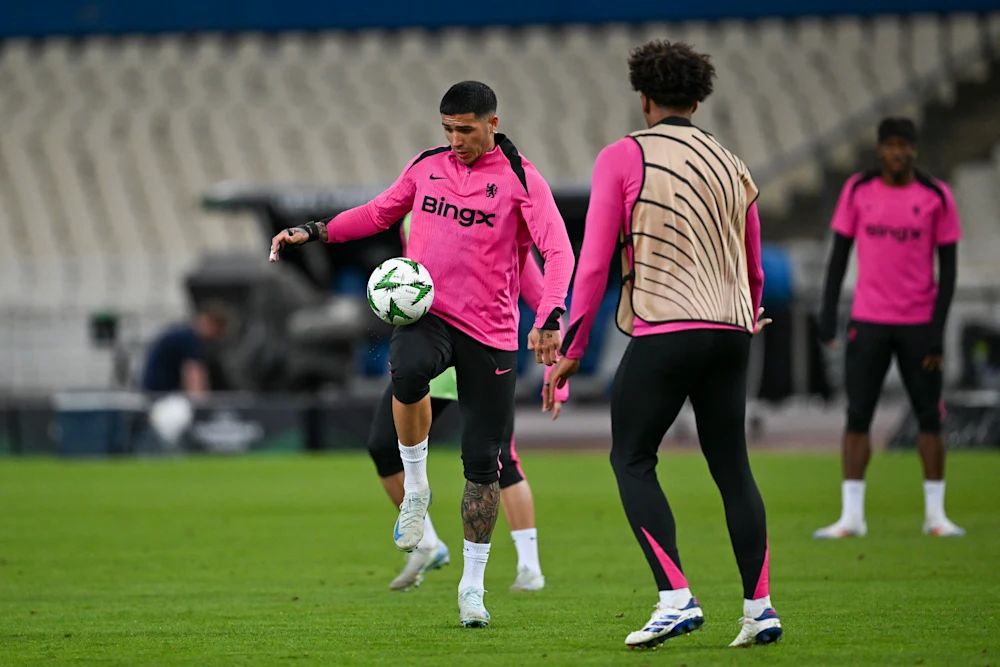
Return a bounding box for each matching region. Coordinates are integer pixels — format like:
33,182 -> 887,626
367,387 -> 527,489
610,330 -> 768,599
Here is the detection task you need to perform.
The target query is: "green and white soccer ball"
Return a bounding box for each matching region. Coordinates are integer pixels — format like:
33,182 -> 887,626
366,257 -> 434,325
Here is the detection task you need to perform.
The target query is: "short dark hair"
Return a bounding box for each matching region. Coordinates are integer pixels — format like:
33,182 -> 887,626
439,81 -> 497,118
877,117 -> 917,145
628,40 -> 715,109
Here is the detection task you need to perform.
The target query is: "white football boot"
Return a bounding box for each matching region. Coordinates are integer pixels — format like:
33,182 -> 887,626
624,598 -> 704,649
389,541 -> 450,591
509,566 -> 545,592
729,607 -> 783,647
458,587 -> 490,628
923,516 -> 966,537
393,488 -> 431,551
813,519 -> 867,539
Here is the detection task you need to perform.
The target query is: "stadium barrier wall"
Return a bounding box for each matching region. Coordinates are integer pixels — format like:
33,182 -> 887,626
1,392 -> 461,457
3,390 -> 996,457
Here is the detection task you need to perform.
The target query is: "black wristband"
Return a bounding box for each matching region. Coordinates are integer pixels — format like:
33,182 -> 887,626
540,308 -> 565,331
300,221 -> 322,242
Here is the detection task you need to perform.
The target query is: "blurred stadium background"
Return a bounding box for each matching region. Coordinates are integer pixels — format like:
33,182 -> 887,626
1,0 -> 999,455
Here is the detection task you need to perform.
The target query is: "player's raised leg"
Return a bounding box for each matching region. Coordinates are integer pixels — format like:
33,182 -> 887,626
815,323 -> 892,539
367,387 -> 452,589
611,336 -> 704,649
453,331 -> 517,628
389,316 -> 453,551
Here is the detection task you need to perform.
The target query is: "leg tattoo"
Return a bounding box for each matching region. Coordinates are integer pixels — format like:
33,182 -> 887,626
461,480 -> 500,543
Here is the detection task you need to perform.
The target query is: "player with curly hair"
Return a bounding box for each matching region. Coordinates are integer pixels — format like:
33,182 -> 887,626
546,41 -> 782,649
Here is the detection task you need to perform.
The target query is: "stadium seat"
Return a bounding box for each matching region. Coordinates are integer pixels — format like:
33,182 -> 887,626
953,161 -> 1000,287
869,15 -> 908,97
946,13 -> 983,66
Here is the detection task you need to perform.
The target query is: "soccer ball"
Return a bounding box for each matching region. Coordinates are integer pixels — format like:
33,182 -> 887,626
366,257 -> 434,325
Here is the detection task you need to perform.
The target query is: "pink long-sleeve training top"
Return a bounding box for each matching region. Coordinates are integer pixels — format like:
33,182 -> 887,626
399,214 -> 569,401
327,134 -> 574,352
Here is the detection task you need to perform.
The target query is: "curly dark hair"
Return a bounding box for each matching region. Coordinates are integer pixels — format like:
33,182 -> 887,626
627,40 -> 716,109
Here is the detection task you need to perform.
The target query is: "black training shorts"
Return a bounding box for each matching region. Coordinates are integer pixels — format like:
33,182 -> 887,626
844,321 -> 943,433
388,314 -> 517,484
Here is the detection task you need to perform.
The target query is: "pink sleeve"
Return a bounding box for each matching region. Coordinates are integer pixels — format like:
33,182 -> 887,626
543,363 -> 570,402
564,139 -> 641,360
829,174 -> 861,238
326,161 -> 417,243
745,202 -> 764,319
520,168 -> 575,328
521,254 -> 570,401
934,181 -> 962,246
518,253 -> 545,312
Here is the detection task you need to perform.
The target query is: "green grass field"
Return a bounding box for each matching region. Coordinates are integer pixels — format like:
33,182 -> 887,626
1,450 -> 998,666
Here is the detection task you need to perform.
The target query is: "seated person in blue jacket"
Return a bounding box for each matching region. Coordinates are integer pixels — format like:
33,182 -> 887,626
141,303 -> 229,396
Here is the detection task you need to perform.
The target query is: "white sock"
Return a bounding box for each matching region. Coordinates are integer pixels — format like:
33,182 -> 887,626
745,595 -> 773,618
511,528 -> 541,574
924,480 -> 946,523
841,480 -> 866,525
417,514 -> 439,551
458,540 -> 491,592
658,587 -> 692,609
398,438 -> 429,494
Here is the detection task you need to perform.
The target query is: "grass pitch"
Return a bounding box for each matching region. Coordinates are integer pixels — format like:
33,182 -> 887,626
1,450 -> 998,666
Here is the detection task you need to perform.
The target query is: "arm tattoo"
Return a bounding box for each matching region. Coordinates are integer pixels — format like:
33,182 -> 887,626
461,480 -> 500,543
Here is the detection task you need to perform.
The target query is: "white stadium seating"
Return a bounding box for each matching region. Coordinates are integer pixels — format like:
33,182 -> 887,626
0,14 -> 997,390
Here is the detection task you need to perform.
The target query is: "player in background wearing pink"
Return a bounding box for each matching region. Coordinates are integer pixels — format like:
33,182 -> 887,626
368,219 -> 569,593
270,81 -> 574,628
545,41 -> 780,649
814,118 -> 964,539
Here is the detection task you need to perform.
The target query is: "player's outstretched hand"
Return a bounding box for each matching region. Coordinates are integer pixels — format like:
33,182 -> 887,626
268,227 -> 310,262
528,327 -> 561,366
543,357 -> 579,413
754,307 -> 773,335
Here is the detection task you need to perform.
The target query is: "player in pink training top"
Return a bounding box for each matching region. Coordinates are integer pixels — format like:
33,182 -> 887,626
270,81 -> 574,628
813,118 -> 963,540
368,216 -> 568,594
544,41 -> 780,649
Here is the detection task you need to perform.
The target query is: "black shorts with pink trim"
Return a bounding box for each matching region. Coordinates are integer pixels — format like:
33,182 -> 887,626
386,314 -> 517,485
366,384 -> 526,489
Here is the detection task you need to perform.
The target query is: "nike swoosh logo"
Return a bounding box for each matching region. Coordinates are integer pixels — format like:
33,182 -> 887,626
429,174 -> 446,180
494,368 -> 512,375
